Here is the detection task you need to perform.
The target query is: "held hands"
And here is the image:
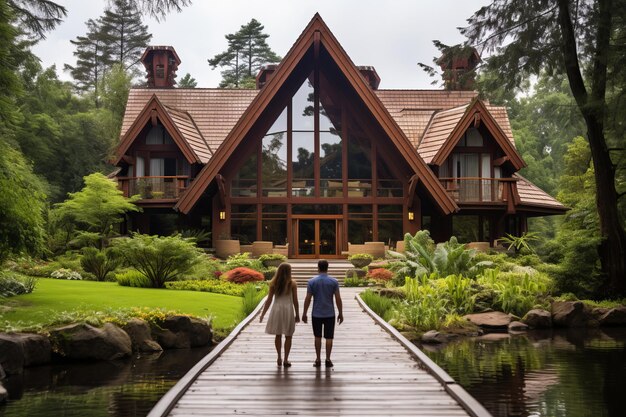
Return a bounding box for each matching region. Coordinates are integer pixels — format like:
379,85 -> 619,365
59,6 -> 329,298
337,313 -> 344,325
295,315 -> 300,323
302,315 -> 308,324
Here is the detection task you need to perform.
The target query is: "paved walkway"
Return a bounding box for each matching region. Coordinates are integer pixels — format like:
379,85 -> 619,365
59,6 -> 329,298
162,288 -> 474,416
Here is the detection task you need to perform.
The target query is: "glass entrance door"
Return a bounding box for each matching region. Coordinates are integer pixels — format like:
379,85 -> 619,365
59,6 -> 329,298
295,218 -> 339,258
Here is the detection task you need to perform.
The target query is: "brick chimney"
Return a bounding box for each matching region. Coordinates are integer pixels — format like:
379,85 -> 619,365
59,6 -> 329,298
437,47 -> 480,90
142,46 -> 181,88
357,66 -> 380,90
256,64 -> 278,89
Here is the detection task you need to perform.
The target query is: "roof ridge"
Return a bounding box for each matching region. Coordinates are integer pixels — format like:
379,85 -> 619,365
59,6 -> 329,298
185,109 -> 213,156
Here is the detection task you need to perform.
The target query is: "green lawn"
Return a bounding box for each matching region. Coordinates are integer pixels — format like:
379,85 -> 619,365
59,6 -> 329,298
0,278 -> 242,331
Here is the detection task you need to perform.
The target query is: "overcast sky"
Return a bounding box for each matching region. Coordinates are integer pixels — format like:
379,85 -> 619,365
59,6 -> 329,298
33,0 -> 490,89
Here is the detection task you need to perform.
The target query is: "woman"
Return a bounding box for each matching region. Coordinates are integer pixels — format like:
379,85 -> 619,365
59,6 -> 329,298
259,263 -> 300,367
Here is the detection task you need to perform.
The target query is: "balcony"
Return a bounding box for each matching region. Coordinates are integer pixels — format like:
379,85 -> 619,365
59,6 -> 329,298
118,176 -> 189,200
439,177 -> 516,203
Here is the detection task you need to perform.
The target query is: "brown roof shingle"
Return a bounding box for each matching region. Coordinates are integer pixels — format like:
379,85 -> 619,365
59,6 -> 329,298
417,104 -> 469,164
514,174 -> 567,211
121,88 -> 258,154
164,105 -> 212,163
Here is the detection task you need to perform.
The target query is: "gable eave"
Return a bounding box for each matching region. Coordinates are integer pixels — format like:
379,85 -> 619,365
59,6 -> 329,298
113,94 -> 201,166
431,99 -> 526,170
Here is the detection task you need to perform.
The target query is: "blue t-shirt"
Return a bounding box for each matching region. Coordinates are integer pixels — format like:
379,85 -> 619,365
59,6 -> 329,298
307,273 -> 339,318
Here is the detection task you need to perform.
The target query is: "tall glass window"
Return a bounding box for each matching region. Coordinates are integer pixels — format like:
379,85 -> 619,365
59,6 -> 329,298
377,205 -> 403,247
231,152 -> 257,197
231,204 -> 257,244
262,108 -> 288,197
262,205 -> 287,245
320,96 -> 342,197
347,133 -> 372,197
292,74 -> 315,197
348,205 -> 373,244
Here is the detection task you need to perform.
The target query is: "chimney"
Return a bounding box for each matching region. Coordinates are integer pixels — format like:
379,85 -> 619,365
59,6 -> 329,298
437,46 -> 481,91
142,46 -> 181,88
357,66 -> 380,90
256,64 -> 278,89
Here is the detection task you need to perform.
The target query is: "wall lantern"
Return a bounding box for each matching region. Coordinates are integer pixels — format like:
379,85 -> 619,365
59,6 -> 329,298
219,210 -> 226,220
408,211 -> 415,221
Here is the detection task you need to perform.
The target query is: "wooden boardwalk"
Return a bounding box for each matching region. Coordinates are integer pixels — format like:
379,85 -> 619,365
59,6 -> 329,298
150,288 -> 490,417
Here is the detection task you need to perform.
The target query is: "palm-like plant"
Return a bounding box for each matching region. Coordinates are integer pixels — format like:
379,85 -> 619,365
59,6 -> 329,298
499,232 -> 541,254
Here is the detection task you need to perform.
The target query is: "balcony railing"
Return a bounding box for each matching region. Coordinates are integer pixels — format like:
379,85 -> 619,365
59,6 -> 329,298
439,177 -> 516,203
118,176 -> 189,200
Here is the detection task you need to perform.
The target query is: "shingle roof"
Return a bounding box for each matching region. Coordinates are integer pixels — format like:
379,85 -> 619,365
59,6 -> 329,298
514,174 -> 566,211
417,104 -> 469,164
164,105 -> 212,163
121,88 -> 258,152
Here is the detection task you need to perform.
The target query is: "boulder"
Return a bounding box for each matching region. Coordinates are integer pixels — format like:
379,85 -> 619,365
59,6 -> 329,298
421,330 -> 455,344
0,384 -> 7,404
523,309 -> 553,329
0,334 -> 24,374
464,311 -> 512,332
155,315 -> 212,348
0,364 -> 5,380
122,319 -> 162,353
50,323 -> 132,361
598,307 -> 626,326
592,307 -> 610,320
552,301 -> 588,327
19,334 -> 51,366
508,321 -> 529,332
152,327 -> 182,349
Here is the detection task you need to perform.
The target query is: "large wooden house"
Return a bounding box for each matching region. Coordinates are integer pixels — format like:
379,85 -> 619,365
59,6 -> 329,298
113,14 -> 566,258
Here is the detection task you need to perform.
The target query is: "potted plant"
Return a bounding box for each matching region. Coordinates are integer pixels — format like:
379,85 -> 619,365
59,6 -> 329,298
259,253 -> 287,268
348,253 -> 373,268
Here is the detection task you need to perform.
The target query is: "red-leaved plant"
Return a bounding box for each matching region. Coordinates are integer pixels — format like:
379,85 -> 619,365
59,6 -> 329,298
224,267 -> 264,284
367,268 -> 393,282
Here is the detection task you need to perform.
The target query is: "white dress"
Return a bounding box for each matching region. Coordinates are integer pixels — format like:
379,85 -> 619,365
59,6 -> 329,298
265,292 -> 296,336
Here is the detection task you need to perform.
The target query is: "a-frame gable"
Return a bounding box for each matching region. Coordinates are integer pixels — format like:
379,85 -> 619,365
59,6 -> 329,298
176,14 -> 458,215
113,94 -> 202,166
429,99 -> 526,170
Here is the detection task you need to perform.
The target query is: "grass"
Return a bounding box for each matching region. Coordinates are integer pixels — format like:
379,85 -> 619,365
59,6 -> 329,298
0,278 -> 242,331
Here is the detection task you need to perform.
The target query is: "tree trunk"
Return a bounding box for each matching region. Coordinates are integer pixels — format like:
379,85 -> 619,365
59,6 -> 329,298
557,0 -> 626,295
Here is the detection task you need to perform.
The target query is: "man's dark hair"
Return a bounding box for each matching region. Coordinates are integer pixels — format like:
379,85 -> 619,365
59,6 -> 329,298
318,259 -> 329,273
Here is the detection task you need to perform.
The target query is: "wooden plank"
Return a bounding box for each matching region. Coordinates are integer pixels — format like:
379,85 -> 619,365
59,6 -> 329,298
150,288 -> 487,417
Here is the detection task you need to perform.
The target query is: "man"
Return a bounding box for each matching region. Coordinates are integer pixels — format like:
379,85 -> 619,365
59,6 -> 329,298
302,259 -> 343,367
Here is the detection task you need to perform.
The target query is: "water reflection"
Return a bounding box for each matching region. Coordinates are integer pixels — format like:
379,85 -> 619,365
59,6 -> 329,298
420,328 -> 626,417
0,346 -> 212,417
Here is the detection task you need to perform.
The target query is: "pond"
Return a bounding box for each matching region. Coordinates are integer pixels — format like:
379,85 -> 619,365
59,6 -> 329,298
420,328 -> 626,417
0,346 -> 212,417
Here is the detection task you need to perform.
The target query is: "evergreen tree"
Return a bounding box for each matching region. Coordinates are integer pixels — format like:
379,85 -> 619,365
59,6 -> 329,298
99,0 -> 152,72
178,72 -> 197,88
64,18 -> 110,106
208,18 -> 281,88
462,0 -> 626,296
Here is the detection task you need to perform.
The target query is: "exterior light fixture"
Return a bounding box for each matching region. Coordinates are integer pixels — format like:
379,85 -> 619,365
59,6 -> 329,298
219,210 -> 226,220
408,211 -> 415,221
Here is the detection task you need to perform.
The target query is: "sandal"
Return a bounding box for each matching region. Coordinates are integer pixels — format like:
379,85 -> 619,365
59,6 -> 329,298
325,359 -> 334,368
283,361 -> 292,368
313,359 -> 321,367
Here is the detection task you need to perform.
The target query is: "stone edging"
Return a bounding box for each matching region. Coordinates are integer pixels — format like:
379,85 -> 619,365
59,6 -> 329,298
147,296 -> 268,417
355,293 -> 493,417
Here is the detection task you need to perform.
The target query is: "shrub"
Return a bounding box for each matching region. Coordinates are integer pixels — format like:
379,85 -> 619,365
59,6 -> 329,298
344,274 -> 368,287
241,283 -> 268,317
0,272 -> 27,297
115,270 -> 152,287
80,247 -> 120,281
165,279 -> 261,296
258,254 -> 287,262
367,268 -> 393,283
113,233 -> 204,288
224,267 -> 264,284
225,252 -> 263,271
361,290 -> 396,321
262,267 -> 278,280
50,268 -> 83,280
437,274 -> 475,315
184,256 -> 223,280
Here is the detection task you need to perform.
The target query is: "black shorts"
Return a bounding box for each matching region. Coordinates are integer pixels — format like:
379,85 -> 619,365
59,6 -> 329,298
312,316 -> 335,339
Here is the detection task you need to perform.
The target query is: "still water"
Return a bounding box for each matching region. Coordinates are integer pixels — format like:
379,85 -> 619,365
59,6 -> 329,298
420,328 -> 626,417
0,346 -> 212,417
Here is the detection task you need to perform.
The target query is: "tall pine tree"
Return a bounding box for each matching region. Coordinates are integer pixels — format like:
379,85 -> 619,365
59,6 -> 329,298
209,18 -> 281,88
99,0 -> 152,72
64,18 -> 109,107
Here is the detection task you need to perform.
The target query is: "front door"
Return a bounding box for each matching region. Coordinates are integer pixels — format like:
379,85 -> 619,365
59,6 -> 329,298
294,218 -> 340,258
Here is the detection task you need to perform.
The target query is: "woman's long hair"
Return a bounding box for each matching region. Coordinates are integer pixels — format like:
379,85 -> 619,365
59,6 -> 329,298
270,263 -> 293,296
